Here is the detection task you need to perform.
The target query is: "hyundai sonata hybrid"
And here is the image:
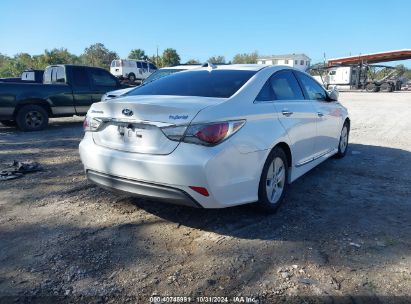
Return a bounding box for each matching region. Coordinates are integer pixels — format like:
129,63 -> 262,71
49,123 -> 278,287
79,64 -> 350,211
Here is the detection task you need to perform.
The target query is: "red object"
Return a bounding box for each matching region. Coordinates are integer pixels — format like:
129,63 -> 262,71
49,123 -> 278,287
83,117 -> 89,130
195,122 -> 229,144
189,186 -> 209,197
327,49 -> 411,66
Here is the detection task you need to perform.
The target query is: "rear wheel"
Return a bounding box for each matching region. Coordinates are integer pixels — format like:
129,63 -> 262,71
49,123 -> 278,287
0,120 -> 17,127
16,105 -> 49,131
257,147 -> 288,212
334,122 -> 349,159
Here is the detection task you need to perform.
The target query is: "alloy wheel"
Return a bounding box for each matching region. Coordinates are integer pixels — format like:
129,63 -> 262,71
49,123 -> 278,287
265,157 -> 286,204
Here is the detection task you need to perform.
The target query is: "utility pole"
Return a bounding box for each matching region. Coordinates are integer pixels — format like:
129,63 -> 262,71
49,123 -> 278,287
156,46 -> 159,66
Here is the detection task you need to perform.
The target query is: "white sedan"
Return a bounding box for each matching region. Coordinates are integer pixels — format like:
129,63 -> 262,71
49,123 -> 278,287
79,64 -> 349,211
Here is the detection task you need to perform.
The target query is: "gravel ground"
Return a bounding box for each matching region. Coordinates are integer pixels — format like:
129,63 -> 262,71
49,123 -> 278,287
0,92 -> 410,303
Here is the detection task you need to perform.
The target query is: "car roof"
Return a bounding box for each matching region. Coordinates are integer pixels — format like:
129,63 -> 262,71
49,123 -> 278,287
194,64 -> 269,71
160,65 -> 201,70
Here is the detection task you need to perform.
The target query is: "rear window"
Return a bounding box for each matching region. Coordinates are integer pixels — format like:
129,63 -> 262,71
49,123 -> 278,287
142,69 -> 184,84
111,60 -> 121,67
128,70 -> 256,98
43,66 -> 66,84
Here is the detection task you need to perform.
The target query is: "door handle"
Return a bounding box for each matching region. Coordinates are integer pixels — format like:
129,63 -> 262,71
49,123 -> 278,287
317,112 -> 324,117
282,110 -> 293,117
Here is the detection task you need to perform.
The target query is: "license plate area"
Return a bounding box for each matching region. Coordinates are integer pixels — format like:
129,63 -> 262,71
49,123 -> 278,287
117,122 -> 145,141
93,121 -> 179,154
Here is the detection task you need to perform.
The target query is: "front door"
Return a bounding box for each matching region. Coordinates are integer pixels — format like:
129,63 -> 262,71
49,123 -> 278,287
295,71 -> 341,157
88,68 -> 121,104
269,70 -> 318,167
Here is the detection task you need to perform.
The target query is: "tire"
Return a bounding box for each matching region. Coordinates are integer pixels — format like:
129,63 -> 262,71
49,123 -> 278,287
380,83 -> 392,92
365,83 -> 378,92
0,120 -> 17,127
15,104 -> 49,131
128,73 -> 136,83
257,147 -> 288,212
334,121 -> 349,159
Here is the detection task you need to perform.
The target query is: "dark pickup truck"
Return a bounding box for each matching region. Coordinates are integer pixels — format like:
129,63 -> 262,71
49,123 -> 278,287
0,64 -> 126,131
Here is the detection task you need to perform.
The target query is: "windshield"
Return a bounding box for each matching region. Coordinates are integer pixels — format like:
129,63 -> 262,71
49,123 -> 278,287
143,68 -> 184,84
129,70 -> 256,98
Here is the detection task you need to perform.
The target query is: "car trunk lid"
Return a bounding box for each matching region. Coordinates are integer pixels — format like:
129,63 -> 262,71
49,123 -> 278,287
90,95 -> 223,155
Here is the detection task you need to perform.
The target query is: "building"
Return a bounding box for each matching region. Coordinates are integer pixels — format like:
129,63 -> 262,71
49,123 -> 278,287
257,53 -> 311,71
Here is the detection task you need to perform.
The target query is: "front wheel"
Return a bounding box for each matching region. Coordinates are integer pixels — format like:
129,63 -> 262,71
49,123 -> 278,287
334,122 -> 349,159
257,147 -> 288,212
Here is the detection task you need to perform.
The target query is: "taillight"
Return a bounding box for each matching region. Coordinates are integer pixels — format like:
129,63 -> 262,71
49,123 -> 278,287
83,116 -> 103,132
161,120 -> 245,146
194,123 -> 229,144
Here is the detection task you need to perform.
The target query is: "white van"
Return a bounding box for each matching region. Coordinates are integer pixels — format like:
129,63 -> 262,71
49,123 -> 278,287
110,59 -> 157,82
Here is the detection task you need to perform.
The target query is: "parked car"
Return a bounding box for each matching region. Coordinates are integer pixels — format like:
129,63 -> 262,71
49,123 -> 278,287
0,69 -> 44,83
0,65 -> 126,131
101,65 -> 201,101
110,59 -> 157,83
80,65 -> 350,211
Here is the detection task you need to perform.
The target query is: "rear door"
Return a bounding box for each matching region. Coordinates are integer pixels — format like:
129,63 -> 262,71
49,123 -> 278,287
44,66 -> 76,115
267,70 -> 318,166
70,66 -> 93,115
295,71 -> 342,157
88,68 -> 120,103
141,62 -> 149,79
136,61 -> 144,80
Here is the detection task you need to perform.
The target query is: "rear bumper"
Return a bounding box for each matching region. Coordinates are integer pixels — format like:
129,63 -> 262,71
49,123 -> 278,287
87,170 -> 202,208
79,133 -> 266,208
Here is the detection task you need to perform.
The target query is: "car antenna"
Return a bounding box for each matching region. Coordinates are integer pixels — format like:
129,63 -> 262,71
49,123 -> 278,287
202,62 -> 217,71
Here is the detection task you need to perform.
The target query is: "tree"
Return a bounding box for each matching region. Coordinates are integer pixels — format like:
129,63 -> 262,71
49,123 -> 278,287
186,59 -> 200,64
396,64 -> 406,76
81,43 -> 118,68
232,51 -> 258,64
42,48 -> 79,65
162,48 -> 180,67
129,49 -> 147,60
207,56 -> 225,64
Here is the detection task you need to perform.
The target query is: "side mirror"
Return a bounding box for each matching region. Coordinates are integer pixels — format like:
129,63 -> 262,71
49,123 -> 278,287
327,86 -> 339,101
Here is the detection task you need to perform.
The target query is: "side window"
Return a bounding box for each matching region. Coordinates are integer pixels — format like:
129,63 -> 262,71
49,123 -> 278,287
270,70 -> 304,100
255,81 -> 274,101
55,67 -> 66,83
142,62 -> 148,70
72,67 -> 90,86
297,72 -> 328,101
136,61 -> 142,69
89,69 -> 117,87
149,63 -> 157,70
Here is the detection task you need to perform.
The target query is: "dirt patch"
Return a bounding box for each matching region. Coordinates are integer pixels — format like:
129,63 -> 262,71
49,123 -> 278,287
0,94 -> 410,303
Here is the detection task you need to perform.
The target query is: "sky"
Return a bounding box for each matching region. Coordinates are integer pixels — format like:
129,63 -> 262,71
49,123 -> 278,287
1,0 -> 410,66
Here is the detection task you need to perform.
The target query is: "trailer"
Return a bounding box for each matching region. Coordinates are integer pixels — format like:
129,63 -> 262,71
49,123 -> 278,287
309,49 -> 411,92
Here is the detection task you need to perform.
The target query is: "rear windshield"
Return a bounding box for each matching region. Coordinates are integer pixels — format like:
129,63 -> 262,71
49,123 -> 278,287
142,68 -> 184,84
128,70 -> 256,98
